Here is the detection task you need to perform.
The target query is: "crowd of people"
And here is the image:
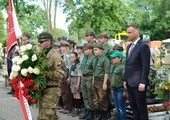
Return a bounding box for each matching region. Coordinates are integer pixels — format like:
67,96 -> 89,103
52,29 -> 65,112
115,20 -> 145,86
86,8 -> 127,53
4,24 -> 151,120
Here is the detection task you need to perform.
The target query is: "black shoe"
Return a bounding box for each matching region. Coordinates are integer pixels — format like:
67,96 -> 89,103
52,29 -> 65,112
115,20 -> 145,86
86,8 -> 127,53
101,110 -> 107,120
94,109 -> 101,120
7,90 -> 14,94
79,109 -> 89,119
84,110 -> 94,120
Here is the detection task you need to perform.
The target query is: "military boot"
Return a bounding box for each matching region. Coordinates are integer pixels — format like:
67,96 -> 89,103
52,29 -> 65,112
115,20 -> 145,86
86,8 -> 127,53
94,109 -> 101,120
84,110 -> 94,120
79,109 -> 89,119
101,110 -> 107,120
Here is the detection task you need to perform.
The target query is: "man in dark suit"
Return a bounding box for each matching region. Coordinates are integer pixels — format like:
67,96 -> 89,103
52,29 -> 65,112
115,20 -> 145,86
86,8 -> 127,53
123,25 -> 150,120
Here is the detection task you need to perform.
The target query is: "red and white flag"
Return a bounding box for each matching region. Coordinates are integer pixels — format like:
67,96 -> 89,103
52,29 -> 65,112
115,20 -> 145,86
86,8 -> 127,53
7,0 -> 22,54
18,81 -> 33,120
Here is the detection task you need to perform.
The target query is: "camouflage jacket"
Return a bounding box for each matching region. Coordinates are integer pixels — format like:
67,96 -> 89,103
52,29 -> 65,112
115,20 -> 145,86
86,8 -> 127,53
45,48 -> 67,86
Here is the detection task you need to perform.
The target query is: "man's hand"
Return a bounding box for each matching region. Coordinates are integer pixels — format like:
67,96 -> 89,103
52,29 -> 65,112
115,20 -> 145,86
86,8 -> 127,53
138,83 -> 145,91
123,82 -> 127,89
102,83 -> 107,90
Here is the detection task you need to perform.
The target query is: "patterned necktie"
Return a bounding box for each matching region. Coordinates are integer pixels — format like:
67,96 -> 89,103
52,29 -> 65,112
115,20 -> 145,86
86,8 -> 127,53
93,57 -> 98,73
128,43 -> 135,57
83,56 -> 88,68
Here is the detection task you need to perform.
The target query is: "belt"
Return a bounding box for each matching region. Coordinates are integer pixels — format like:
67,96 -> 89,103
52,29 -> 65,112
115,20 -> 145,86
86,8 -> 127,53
46,85 -> 58,88
82,74 -> 93,77
94,77 -> 104,80
70,75 -> 78,78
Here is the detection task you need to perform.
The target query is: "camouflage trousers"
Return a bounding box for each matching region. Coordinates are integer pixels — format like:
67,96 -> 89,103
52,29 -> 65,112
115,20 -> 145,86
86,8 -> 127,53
81,76 -> 94,109
93,80 -> 108,111
37,87 -> 60,120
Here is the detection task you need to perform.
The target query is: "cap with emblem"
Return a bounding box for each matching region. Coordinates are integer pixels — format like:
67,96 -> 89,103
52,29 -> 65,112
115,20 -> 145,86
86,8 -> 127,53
113,44 -> 124,52
76,44 -> 84,49
86,30 -> 95,37
37,32 -> 54,41
83,43 -> 93,49
67,39 -> 76,45
60,41 -> 69,46
54,42 -> 60,48
110,51 -> 124,59
98,32 -> 109,39
93,43 -> 103,50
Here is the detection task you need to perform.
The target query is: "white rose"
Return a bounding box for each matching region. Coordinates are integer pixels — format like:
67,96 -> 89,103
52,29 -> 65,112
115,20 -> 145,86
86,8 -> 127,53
33,68 -> 40,75
28,67 -> 34,73
20,45 -> 27,52
22,54 -> 29,61
9,71 -> 18,79
17,59 -> 24,65
12,56 -> 20,64
12,64 -> 21,72
26,44 -> 33,50
21,68 -> 28,76
31,54 -> 37,61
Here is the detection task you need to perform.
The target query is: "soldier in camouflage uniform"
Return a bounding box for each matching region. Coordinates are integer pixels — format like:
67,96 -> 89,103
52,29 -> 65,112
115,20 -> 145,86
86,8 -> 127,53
92,43 -> 110,120
37,32 -> 67,120
79,43 -> 95,120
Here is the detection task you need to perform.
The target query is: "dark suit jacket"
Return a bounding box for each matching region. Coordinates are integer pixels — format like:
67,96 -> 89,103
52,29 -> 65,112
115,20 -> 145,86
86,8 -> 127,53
124,39 -> 150,87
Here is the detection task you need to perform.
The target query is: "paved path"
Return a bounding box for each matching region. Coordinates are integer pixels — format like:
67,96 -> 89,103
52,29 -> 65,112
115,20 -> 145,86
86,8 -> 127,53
0,69 -> 78,120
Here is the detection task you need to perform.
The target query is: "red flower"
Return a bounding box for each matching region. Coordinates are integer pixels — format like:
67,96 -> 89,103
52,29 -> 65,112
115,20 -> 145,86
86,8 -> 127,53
29,99 -> 37,104
10,77 -> 18,84
33,85 -> 38,91
23,80 -> 34,88
23,88 -> 29,95
163,101 -> 170,107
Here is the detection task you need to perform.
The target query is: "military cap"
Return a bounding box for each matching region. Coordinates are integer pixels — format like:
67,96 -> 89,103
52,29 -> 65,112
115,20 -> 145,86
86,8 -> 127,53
60,41 -> 69,46
76,44 -> 84,49
110,51 -> 124,59
54,42 -> 60,47
37,32 -> 54,41
83,43 -> 93,49
86,30 -> 95,36
93,43 -> 104,50
58,36 -> 67,41
22,32 -> 31,39
67,39 -> 76,44
98,32 -> 109,39
113,44 -> 124,52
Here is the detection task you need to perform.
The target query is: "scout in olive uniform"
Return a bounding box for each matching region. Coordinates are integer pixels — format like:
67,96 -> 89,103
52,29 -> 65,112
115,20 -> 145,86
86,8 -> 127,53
79,43 -> 95,120
98,32 -> 113,58
76,44 -> 84,65
59,41 -> 73,114
37,32 -> 67,120
85,30 -> 96,45
98,32 -> 113,119
110,51 -> 126,120
92,43 -> 110,120
21,32 -> 33,45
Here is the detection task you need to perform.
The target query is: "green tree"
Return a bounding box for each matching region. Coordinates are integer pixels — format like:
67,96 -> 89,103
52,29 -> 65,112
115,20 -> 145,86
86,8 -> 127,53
62,0 -> 127,40
0,0 -> 47,38
0,11 -> 6,46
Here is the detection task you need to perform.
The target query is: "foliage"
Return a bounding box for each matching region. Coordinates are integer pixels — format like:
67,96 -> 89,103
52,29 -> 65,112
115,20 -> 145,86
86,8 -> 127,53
10,44 -> 46,106
62,0 -> 127,40
0,0 -> 47,38
0,11 -> 6,46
